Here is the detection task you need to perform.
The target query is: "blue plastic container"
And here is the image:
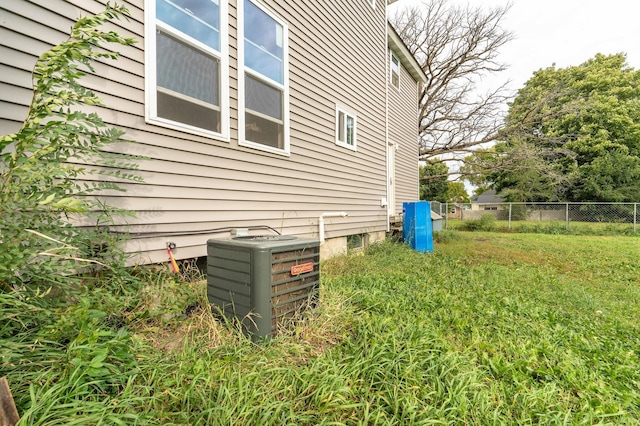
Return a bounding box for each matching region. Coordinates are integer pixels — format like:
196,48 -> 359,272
402,201 -> 434,253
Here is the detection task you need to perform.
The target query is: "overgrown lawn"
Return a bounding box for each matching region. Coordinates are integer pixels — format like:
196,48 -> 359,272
2,232 -> 639,424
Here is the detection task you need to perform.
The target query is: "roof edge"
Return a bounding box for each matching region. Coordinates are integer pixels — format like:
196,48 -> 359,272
387,22 -> 427,83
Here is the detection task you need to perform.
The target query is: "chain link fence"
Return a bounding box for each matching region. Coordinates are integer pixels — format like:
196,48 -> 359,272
430,201 -> 640,233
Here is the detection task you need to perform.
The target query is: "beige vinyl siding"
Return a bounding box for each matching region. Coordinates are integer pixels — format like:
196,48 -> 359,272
388,51 -> 421,213
2,0 -> 390,264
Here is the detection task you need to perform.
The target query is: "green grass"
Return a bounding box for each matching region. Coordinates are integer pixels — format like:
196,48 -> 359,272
448,217 -> 640,236
2,233 -> 640,424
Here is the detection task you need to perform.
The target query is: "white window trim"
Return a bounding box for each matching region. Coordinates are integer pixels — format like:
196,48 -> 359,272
144,0 -> 230,141
238,0 -> 290,156
390,51 -> 401,91
335,105 -> 357,151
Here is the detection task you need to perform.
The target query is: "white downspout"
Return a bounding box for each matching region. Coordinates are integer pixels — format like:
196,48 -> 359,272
319,212 -> 348,245
385,24 -> 391,233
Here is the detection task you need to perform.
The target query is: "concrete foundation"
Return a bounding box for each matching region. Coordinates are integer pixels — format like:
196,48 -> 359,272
320,231 -> 386,259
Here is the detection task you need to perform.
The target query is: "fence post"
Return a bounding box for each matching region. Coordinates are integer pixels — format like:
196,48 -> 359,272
565,203 -> 569,230
445,202 -> 449,230
508,203 -> 512,230
635,203 -> 637,233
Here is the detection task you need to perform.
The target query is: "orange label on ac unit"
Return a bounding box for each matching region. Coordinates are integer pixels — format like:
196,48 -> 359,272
290,262 -> 314,275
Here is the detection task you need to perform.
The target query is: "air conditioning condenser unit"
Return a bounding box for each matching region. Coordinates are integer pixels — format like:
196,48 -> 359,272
207,235 -> 320,339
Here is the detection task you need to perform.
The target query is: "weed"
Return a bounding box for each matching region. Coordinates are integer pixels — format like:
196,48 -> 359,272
4,235 -> 640,424
433,230 -> 461,244
462,213 -> 497,232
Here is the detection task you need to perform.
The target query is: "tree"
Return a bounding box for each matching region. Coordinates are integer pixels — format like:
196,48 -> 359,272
0,4 -> 139,289
472,53 -> 640,202
462,141 -> 572,202
419,161 -> 449,201
390,0 -> 514,166
445,181 -> 470,203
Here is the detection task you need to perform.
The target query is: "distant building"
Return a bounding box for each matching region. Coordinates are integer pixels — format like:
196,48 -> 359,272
471,190 -> 505,211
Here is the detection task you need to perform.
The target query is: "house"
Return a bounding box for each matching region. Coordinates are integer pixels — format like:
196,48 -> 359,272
1,0 -> 427,264
471,189 -> 505,211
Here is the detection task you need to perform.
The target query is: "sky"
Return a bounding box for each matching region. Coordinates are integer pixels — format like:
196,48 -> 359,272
390,0 -> 640,94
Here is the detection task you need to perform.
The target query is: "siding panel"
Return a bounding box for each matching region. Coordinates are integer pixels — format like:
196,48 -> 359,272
2,0 -> 393,263
389,55 -> 421,213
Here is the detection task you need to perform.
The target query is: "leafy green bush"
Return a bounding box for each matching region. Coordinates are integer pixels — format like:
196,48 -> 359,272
0,3 -> 138,290
0,4 -> 150,423
510,204 -> 529,220
1,275 -> 150,424
462,213 -> 496,231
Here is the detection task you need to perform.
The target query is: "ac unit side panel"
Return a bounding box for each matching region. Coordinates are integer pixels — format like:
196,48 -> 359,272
272,269 -> 320,286
209,266 -> 251,286
272,278 -> 318,298
207,242 -> 251,259
272,285 -> 319,312
270,291 -> 319,333
207,256 -> 252,277
249,249 -> 276,336
272,291 -> 317,319
208,286 -> 251,308
269,244 -> 320,334
208,297 -> 252,321
207,245 -> 253,321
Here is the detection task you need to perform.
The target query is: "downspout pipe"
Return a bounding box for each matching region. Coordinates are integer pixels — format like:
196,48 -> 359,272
319,212 -> 348,245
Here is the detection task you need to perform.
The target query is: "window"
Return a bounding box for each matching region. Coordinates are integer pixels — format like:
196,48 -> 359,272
347,233 -> 367,250
145,0 -> 229,139
238,0 -> 289,155
368,0 -> 376,8
335,105 -> 357,151
390,52 -> 400,89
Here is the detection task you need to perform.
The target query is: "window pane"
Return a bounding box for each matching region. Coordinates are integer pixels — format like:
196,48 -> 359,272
245,74 -> 282,120
246,111 -> 284,149
157,91 -> 221,132
157,0 -> 220,50
338,111 -> 345,142
244,0 -> 283,83
346,115 -> 355,146
157,32 -> 220,106
391,54 -> 400,87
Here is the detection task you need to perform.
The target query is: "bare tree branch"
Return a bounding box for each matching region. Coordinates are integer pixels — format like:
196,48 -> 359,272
390,0 -> 514,165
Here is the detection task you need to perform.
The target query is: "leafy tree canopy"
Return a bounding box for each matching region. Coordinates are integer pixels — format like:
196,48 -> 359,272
419,161 -> 448,201
468,53 -> 640,202
419,161 -> 469,202
445,181 -> 470,203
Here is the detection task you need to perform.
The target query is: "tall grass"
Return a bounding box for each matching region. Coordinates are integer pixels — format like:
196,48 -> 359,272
2,233 -> 639,424
451,217 -> 640,236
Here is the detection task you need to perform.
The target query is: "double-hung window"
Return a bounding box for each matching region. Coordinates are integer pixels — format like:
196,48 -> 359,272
335,105 -> 357,151
146,0 -> 229,139
238,0 -> 289,155
390,52 -> 400,90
